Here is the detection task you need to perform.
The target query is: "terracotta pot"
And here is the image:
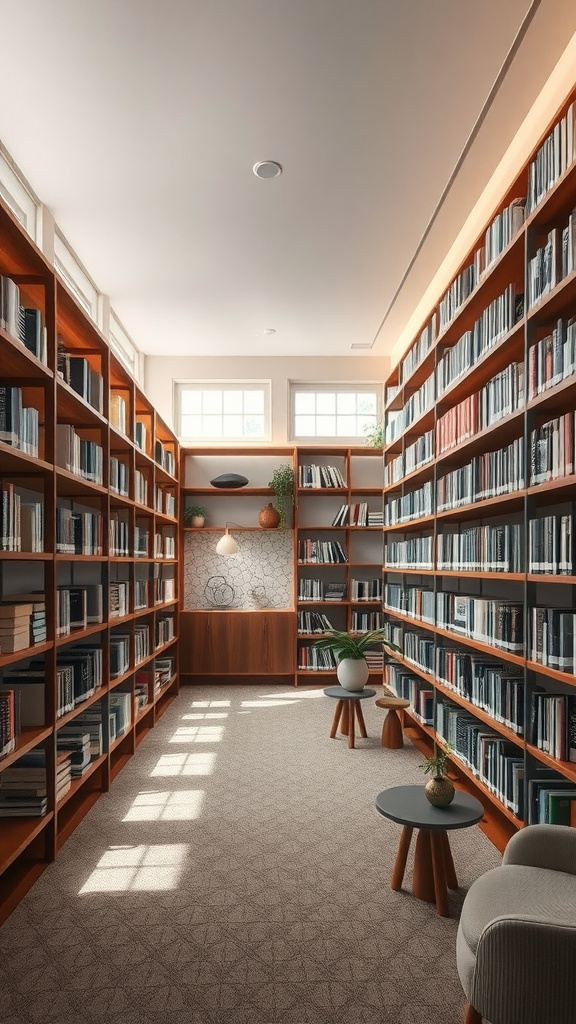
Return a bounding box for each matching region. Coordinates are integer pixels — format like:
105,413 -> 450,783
337,657 -> 369,692
424,776 -> 455,807
191,515 -> 205,528
258,502 -> 280,529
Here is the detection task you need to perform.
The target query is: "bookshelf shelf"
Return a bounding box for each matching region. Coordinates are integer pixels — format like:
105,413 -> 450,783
383,82 -> 576,844
0,194 -> 180,924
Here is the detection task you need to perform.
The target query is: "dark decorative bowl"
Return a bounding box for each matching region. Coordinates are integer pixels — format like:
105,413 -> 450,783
210,473 -> 249,489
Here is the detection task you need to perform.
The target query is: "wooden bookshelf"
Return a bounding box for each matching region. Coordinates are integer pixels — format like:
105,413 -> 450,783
382,83 -> 576,851
0,195 -> 180,924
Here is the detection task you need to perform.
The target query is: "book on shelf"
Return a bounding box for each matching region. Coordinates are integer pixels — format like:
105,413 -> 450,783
0,749 -> 48,817
109,392 -> 128,435
57,345 -> 104,413
324,582 -> 346,601
0,276 -> 47,363
297,610 -> 334,634
110,456 -> 129,496
527,101 -> 576,212
528,316 -> 576,398
298,464 -> 346,488
297,538 -> 347,563
109,691 -> 132,739
0,386 -> 39,457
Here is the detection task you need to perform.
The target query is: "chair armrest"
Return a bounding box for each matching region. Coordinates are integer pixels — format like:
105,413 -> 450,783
503,824 -> 576,874
472,916 -> 576,1024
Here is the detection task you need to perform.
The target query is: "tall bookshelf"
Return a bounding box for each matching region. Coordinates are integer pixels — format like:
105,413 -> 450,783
295,447 -> 384,685
383,84 -> 576,851
179,446 -> 384,687
0,196 -> 179,924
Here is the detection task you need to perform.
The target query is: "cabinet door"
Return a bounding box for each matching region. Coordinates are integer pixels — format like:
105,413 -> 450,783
181,611 -> 295,673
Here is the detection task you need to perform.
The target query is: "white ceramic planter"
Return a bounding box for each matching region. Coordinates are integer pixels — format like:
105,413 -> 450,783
191,516 -> 206,527
337,657 -> 369,692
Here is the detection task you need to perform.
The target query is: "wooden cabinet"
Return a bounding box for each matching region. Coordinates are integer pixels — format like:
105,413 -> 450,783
180,610 -> 295,676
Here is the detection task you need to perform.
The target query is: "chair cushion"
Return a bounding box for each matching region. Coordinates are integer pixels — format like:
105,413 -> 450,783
460,863 -> 576,954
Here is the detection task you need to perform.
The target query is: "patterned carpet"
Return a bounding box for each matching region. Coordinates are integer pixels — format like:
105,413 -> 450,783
0,684 -> 499,1024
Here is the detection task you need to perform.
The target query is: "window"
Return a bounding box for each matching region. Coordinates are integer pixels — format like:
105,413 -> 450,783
54,231 -> 100,322
109,311 -> 144,385
0,146 -> 39,242
290,384 -> 382,442
176,382 -> 271,441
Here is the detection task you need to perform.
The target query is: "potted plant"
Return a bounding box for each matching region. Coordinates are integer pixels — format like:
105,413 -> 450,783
420,745 -> 455,807
313,628 -> 399,692
364,421 -> 385,448
183,504 -> 207,528
268,464 -> 294,528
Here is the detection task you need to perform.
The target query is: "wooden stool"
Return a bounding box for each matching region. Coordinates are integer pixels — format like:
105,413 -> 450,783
375,696 -> 410,748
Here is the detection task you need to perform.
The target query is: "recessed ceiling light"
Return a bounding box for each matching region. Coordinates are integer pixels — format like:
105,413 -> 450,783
350,343 -> 372,349
253,161 -> 282,179
262,328 -> 276,336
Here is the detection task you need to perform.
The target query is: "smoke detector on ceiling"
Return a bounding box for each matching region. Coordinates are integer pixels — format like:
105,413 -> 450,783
253,161 -> 282,179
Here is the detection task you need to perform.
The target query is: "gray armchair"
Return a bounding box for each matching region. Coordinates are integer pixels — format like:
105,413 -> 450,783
456,824 -> 576,1024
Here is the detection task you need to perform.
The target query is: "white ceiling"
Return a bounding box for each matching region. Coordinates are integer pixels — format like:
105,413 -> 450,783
0,1 -> 575,360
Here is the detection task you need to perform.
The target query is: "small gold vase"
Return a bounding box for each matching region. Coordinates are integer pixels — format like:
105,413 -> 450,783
424,776 -> 455,807
258,502 -> 280,529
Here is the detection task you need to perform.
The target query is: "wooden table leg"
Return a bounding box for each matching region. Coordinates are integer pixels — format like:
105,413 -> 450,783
348,702 -> 355,748
391,825 -> 413,890
430,831 -> 449,916
440,830 -> 458,890
355,701 -> 368,738
382,708 -> 403,748
412,829 -> 435,904
340,703 -> 349,736
329,699 -> 344,738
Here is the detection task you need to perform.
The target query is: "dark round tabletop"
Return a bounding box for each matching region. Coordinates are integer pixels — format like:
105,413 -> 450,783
375,784 -> 484,831
324,686 -> 377,701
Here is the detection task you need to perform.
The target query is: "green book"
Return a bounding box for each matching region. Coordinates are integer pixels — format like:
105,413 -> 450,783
547,789 -> 576,825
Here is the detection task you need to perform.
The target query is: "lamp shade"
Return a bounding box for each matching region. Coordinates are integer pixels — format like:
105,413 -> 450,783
216,532 -> 239,555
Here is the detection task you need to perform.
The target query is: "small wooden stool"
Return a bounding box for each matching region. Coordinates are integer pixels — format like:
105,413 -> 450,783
375,696 -> 410,748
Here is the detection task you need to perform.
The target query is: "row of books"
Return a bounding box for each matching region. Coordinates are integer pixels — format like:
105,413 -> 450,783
530,412 -> 575,484
298,464 -> 346,488
484,197 -> 526,269
529,513 -> 572,574
530,691 -> 576,761
57,346 -> 103,413
0,749 -> 49,817
0,483 -> 43,552
110,456 -> 129,496
531,607 -> 576,671
59,584 -> 103,633
156,488 -> 176,517
135,421 -> 147,453
0,276 -> 47,363
297,539 -> 347,564
436,286 -> 521,398
297,645 -> 336,670
436,523 -> 523,573
528,315 -> 576,398
155,616 -> 175,647
527,101 -> 576,212
436,701 -> 524,818
436,361 -> 524,457
384,480 -> 433,526
350,579 -> 381,601
297,611 -> 334,634
385,535 -> 433,571
387,662 -> 433,724
56,507 -> 103,555
0,595 -> 46,654
331,503 -> 376,527
351,610 -> 382,632
155,439 -> 175,477
436,437 -> 524,510
437,594 -> 523,654
439,247 -> 484,333
156,533 -> 176,558
135,470 -> 148,506
56,424 -> 103,484
436,648 -> 524,735
385,370 -> 434,446
384,584 -> 434,625
399,315 -> 437,385
385,431 -> 433,487
134,624 -> 150,665
0,386 -> 39,457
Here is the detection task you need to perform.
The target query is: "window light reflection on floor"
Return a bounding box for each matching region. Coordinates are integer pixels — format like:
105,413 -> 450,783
240,699 -> 299,707
169,725 -> 225,744
181,712 -> 228,720
151,752 -> 217,777
122,790 -> 205,822
190,700 -> 231,708
79,844 -> 188,893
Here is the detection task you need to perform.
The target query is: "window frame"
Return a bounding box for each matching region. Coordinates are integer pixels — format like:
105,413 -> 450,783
289,381 -> 383,444
174,380 -> 272,443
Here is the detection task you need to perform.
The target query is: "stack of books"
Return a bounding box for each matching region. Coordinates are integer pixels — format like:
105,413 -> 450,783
0,749 -> 48,816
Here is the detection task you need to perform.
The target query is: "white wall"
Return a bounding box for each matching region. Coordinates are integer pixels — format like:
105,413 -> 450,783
144,355 -> 389,444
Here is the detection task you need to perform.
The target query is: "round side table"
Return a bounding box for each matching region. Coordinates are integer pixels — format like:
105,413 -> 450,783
323,686 -> 376,749
375,696 -> 410,748
375,784 -> 484,916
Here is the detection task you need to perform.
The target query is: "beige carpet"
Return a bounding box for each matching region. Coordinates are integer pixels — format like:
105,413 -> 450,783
0,684 -> 499,1024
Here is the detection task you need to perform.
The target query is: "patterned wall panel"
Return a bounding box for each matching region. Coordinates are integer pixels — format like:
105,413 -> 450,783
184,531 -> 293,609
